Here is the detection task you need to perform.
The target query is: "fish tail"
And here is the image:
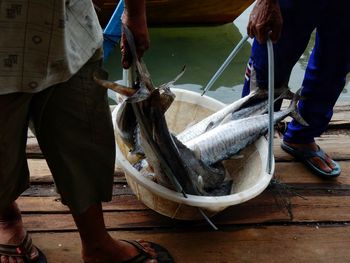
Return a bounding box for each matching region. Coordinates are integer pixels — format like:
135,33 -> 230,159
275,87 -> 294,101
287,88 -> 309,126
159,65 -> 186,89
275,85 -> 304,102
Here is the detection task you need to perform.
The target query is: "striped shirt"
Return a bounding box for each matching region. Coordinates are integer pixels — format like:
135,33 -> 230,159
0,0 -> 103,94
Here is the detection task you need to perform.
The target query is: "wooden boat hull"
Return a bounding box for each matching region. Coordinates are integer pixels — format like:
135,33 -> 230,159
113,88 -> 274,220
95,0 -> 254,27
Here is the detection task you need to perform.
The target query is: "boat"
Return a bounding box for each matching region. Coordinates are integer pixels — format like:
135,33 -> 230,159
113,88 -> 274,220
93,0 -> 254,27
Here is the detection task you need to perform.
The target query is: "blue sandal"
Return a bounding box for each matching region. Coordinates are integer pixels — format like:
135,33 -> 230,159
281,141 -> 341,179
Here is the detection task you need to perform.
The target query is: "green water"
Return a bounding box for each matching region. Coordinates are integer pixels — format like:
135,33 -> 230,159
104,8 -> 350,104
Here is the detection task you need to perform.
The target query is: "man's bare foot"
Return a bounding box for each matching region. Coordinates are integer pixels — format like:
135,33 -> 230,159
73,204 -> 173,263
283,141 -> 336,173
0,202 -> 39,263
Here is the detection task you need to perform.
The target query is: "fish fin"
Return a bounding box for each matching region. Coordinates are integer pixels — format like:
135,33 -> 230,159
159,65 -> 186,89
287,88 -> 309,126
290,111 -> 309,126
93,69 -> 138,97
275,84 -> 306,102
275,87 -> 294,101
137,59 -> 154,91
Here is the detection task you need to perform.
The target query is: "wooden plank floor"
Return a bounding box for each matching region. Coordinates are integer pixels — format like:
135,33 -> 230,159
22,103 -> 350,263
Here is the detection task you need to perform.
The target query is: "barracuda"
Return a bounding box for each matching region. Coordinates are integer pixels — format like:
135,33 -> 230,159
184,90 -> 307,166
94,26 -> 226,196
177,68 -> 294,143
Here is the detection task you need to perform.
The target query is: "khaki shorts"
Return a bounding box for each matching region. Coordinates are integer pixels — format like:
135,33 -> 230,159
0,60 -> 115,214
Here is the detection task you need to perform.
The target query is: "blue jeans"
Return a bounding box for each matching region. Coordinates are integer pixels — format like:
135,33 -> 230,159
242,0 -> 350,143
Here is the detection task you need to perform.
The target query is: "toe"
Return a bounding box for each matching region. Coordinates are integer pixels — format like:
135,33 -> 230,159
1,255 -> 9,263
311,157 -> 332,173
325,155 -> 336,170
28,246 -> 39,261
136,241 -> 156,259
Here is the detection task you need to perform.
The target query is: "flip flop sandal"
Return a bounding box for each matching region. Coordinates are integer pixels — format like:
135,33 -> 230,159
121,240 -> 174,263
281,141 -> 341,179
84,240 -> 174,263
0,232 -> 47,262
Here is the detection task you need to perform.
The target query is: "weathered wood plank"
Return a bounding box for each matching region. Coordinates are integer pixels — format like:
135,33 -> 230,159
331,103 -> 350,127
26,144 -> 43,159
275,161 -> 350,186
27,158 -> 350,192
19,103 -> 350,263
28,134 -> 350,160
23,211 -> 175,231
28,159 -> 51,182
21,184 -> 133,197
30,225 -> 350,263
28,159 -> 126,183
17,195 -> 147,212
28,137 -> 350,186
274,136 -> 350,161
20,193 -> 350,231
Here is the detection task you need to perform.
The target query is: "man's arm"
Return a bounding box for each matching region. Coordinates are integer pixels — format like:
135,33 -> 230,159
121,0 -> 150,69
247,0 -> 283,43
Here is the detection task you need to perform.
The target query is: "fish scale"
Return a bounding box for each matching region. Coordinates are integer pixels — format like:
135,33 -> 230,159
184,101 -> 302,166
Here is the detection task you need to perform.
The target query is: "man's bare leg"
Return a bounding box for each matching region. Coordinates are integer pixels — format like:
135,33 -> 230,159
0,202 -> 39,263
72,203 -> 157,263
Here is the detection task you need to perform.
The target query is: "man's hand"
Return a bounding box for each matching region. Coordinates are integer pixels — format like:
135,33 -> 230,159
121,0 -> 150,69
247,0 -> 283,44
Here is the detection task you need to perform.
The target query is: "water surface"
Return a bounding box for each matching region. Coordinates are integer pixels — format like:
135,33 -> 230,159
104,6 -> 350,104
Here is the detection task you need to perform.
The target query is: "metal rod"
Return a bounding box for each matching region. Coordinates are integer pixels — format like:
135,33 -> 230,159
198,208 -> 218,231
267,38 -> 275,174
201,34 -> 249,96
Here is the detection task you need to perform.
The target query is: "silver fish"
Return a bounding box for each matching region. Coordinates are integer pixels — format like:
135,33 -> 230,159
177,82 -> 294,143
95,25 -> 225,196
216,87 -> 297,127
184,90 -> 307,166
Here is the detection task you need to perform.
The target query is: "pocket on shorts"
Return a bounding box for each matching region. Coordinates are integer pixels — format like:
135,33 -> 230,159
75,61 -> 115,146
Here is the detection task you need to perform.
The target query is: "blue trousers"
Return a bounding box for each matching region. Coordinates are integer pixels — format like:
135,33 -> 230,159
242,0 -> 350,143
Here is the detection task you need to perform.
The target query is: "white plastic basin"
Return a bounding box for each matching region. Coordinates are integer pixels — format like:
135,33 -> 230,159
113,88 -> 274,220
